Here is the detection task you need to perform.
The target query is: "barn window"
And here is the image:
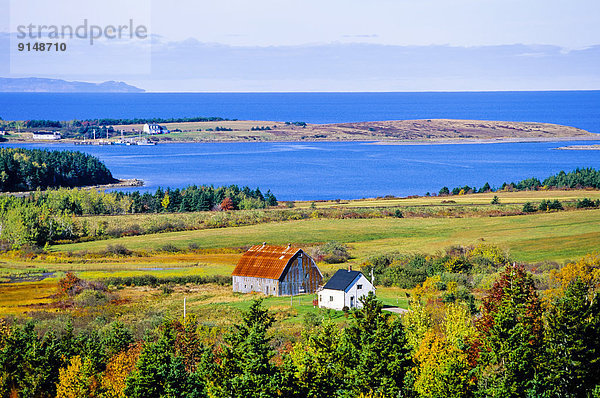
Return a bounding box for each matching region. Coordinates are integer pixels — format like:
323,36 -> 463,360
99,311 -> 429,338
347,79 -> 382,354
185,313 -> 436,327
357,284 -> 363,289
329,296 -> 333,301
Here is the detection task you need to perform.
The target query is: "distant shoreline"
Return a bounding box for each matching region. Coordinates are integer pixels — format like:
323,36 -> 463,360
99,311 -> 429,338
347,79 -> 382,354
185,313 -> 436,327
3,136 -> 599,146
2,118 -> 598,145
555,144 -> 600,151
0,178 -> 144,197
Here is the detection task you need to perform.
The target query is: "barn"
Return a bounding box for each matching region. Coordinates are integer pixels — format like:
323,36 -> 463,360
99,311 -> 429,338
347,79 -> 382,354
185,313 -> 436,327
318,268 -> 375,311
232,244 -> 323,296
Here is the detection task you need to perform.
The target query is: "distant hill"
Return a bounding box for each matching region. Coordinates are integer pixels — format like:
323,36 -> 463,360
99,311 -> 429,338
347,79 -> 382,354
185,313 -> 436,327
0,77 -> 144,93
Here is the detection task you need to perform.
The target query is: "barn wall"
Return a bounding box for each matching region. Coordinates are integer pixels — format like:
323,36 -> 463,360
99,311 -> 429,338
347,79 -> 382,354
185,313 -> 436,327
279,252 -> 323,296
232,275 -> 279,295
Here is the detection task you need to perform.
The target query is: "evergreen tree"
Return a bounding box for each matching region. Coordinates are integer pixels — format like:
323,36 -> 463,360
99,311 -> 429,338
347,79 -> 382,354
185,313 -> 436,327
341,292 -> 413,397
475,265 -> 544,397
542,279 -> 600,396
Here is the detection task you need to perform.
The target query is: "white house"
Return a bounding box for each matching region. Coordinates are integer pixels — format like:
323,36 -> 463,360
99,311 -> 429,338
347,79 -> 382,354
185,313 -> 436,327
143,123 -> 169,135
318,268 -> 375,311
31,131 -> 61,140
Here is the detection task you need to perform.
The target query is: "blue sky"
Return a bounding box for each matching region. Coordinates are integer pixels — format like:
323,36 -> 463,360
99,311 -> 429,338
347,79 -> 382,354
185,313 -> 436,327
1,0 -> 599,91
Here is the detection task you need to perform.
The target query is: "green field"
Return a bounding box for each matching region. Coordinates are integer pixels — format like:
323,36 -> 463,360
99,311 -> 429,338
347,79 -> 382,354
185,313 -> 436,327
54,208 -> 600,264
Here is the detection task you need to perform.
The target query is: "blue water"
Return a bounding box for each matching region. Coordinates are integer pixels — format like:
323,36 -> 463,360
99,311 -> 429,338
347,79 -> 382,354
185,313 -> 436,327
1,91 -> 600,133
5,141 -> 600,200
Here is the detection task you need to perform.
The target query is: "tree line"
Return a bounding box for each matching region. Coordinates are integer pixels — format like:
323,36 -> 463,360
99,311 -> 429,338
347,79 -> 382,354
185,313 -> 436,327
1,255 -> 599,397
0,148 -> 115,192
439,168 -> 600,196
0,185 -> 277,247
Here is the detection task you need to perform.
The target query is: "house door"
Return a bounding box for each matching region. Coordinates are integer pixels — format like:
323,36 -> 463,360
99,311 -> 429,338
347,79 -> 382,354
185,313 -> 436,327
350,296 -> 355,308
266,286 -> 269,295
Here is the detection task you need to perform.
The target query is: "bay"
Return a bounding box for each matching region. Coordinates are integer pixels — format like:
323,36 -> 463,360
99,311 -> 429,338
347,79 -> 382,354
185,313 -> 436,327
4,140 -> 600,200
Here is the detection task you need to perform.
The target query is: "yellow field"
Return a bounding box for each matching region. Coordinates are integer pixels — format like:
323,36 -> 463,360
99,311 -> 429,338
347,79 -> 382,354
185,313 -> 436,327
294,189 -> 600,208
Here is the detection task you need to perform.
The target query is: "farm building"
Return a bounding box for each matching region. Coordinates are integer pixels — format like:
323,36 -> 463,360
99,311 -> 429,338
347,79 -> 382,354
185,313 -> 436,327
143,123 -> 169,134
319,268 -> 375,311
232,244 -> 323,296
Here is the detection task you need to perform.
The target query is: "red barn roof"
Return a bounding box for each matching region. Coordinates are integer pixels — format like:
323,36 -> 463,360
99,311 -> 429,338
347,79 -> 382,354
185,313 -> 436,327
232,244 -> 301,280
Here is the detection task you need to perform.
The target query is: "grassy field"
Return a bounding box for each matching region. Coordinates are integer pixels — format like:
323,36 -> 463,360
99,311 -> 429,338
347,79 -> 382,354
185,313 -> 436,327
2,191 -> 599,325
53,208 -> 600,264
294,189 -> 600,208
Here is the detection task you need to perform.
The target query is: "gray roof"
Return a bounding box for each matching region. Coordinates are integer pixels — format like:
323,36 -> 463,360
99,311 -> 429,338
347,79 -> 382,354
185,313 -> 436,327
323,269 -> 362,291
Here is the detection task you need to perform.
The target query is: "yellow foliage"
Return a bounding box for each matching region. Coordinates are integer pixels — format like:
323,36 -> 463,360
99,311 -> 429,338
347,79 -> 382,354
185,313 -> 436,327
413,275 -> 441,301
404,300 -> 434,350
56,356 -> 98,398
413,330 -> 472,398
443,303 -> 474,348
469,244 -> 509,266
100,345 -> 141,398
549,253 -> 600,296
446,281 -> 457,294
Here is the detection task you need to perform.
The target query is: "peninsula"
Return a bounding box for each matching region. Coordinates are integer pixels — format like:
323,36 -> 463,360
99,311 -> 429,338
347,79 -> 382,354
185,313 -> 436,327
1,118 -> 597,144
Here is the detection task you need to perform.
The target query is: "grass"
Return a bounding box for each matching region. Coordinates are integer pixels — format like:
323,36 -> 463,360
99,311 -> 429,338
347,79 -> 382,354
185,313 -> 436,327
294,189 -> 600,208
52,208 -> 600,264
0,280 -> 57,315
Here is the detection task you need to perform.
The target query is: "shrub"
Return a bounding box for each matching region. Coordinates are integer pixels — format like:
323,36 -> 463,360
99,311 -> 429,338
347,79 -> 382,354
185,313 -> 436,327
103,244 -> 132,256
576,198 -> 600,208
58,272 -> 106,297
491,196 -> 500,204
160,243 -> 181,253
522,202 -> 536,213
74,289 -> 109,307
314,241 -> 351,263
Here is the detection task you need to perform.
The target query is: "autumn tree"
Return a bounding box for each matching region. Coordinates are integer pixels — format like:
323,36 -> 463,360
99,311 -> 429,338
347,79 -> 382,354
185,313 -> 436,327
219,197 -> 235,211
475,265 -> 543,397
100,344 -> 142,398
56,355 -> 99,398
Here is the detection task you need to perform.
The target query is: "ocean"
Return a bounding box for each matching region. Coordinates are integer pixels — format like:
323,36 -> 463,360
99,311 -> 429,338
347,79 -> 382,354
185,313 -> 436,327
2,91 -> 600,200
1,91 -> 599,132
4,140 -> 600,200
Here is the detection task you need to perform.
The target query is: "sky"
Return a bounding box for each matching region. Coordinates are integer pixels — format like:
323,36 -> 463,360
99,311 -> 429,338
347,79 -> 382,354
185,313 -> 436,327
0,0 -> 599,91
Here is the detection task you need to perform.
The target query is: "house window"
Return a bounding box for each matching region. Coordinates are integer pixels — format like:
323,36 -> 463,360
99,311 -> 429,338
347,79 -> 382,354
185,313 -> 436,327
357,284 -> 363,289
329,296 -> 334,301
320,295 -> 322,301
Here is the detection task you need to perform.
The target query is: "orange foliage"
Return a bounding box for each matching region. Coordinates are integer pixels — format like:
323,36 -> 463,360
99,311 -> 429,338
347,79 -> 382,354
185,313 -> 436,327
220,197 -> 235,211
58,272 -> 82,297
100,344 -> 142,398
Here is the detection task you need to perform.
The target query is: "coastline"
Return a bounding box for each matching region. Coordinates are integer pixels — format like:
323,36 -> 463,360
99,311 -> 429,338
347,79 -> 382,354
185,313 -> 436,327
555,144 -> 600,151
2,118 -> 598,146
0,178 -> 144,197
3,135 -> 600,146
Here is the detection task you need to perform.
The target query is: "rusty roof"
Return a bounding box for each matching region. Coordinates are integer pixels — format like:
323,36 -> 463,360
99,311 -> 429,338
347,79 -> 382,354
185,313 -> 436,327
232,244 -> 301,280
